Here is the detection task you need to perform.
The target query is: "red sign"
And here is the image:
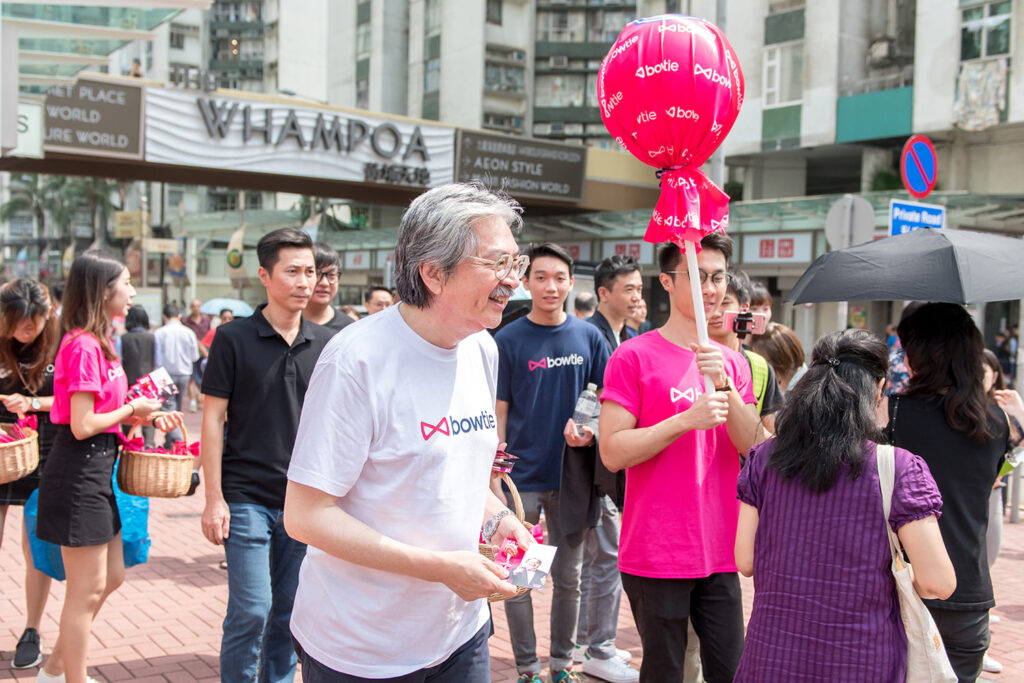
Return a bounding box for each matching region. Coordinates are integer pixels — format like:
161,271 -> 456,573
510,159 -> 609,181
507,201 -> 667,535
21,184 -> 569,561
900,135 -> 938,199
778,238 -> 794,258
759,239 -> 775,259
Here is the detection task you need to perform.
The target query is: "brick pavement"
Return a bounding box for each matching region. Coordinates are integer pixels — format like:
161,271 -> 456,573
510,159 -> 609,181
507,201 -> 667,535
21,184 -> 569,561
2,409 -> 1023,681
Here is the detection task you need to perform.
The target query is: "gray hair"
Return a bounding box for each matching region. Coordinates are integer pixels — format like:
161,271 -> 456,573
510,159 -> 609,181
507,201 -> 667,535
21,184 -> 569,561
395,183 -> 523,308
573,290 -> 597,314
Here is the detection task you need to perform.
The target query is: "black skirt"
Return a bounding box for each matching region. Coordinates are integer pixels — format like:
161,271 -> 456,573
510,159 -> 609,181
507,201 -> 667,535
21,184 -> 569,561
37,425 -> 121,547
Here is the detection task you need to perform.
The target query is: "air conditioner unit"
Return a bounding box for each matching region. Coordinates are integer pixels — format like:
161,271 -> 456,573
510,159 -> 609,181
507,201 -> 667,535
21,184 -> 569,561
868,36 -> 895,67
533,123 -> 552,135
550,55 -> 569,69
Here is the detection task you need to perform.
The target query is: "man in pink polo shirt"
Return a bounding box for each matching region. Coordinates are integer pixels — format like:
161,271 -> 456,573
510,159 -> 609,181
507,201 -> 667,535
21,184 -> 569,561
599,233 -> 761,683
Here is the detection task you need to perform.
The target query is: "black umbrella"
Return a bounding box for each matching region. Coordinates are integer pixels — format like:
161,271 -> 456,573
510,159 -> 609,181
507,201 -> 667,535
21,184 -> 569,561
788,228 -> 1024,305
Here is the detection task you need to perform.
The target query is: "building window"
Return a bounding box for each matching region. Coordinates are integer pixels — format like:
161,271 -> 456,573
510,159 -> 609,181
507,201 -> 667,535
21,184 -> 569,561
961,1 -> 1011,61
487,0 -> 502,25
8,214 -> 33,238
535,74 -> 586,107
424,58 -> 441,94
763,42 -> 803,107
536,10 -> 586,42
588,10 -> 636,43
356,79 -> 370,109
170,30 -> 186,49
585,73 -> 599,107
485,62 -> 525,94
357,23 -> 372,57
425,0 -> 442,36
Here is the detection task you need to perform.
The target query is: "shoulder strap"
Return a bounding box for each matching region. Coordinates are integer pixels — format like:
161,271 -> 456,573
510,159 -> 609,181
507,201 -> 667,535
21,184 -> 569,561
743,350 -> 769,414
875,443 -> 904,566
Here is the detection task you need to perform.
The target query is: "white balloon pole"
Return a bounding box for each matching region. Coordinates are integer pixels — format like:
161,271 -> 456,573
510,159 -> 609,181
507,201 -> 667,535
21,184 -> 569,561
684,241 -> 716,394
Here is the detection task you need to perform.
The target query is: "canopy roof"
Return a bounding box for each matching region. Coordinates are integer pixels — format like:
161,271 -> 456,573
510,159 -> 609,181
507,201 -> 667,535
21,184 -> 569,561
2,1 -> 210,95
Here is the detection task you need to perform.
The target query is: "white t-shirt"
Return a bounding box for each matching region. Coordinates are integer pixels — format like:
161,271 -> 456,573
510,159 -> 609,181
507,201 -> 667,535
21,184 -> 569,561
288,305 -> 498,678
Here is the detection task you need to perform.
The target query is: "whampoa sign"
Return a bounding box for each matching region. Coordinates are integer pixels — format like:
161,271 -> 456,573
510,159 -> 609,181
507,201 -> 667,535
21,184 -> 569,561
144,87 -> 455,187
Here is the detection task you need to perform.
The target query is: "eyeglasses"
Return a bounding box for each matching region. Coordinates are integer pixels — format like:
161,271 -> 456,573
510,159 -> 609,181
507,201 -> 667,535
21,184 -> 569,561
465,253 -> 530,281
664,270 -> 733,288
316,270 -> 339,284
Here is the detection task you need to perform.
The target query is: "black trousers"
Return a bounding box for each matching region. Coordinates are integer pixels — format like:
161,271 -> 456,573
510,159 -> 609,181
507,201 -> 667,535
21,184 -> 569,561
927,606 -> 989,683
621,571 -> 743,683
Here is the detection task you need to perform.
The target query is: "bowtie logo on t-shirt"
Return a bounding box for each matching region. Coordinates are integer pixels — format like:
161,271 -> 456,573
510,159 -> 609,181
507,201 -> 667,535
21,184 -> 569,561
420,410 -> 497,441
107,365 -> 125,382
527,353 -> 584,372
670,386 -> 702,403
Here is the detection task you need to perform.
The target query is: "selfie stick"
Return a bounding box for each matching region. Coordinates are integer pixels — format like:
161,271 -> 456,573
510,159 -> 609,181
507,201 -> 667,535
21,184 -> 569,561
684,240 -> 716,394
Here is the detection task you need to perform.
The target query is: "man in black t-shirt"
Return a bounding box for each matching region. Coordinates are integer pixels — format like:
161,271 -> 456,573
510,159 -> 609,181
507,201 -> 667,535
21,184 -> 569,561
200,228 -> 334,683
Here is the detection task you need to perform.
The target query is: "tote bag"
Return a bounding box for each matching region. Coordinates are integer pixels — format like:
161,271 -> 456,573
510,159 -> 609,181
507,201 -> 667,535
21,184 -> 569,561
876,444 -> 957,683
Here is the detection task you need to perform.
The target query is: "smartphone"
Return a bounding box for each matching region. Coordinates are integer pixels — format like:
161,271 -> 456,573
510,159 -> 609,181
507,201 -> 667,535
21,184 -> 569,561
723,310 -> 768,336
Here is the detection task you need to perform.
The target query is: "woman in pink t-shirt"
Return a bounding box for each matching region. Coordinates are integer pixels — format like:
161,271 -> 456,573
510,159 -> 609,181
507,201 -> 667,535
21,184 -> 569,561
36,252 -> 180,683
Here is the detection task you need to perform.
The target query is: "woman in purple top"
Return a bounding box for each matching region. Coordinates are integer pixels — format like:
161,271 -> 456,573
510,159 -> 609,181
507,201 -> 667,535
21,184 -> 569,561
734,329 -> 956,682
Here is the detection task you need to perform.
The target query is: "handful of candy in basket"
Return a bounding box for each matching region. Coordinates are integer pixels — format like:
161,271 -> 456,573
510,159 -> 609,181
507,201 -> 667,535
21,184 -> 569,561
0,414 -> 38,443
126,367 -> 178,403
486,448 -> 544,568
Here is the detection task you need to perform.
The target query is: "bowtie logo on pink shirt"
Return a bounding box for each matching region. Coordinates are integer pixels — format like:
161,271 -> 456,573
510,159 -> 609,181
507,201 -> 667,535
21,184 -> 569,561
670,387 -> 702,403
107,365 -> 125,382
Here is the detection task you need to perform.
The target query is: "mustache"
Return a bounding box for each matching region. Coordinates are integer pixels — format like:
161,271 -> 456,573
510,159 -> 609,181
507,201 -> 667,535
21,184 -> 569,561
489,284 -> 516,299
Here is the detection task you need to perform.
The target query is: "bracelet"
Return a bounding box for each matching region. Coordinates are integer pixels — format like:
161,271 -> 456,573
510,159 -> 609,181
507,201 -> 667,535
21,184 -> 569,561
482,509 -> 514,543
128,402 -> 135,416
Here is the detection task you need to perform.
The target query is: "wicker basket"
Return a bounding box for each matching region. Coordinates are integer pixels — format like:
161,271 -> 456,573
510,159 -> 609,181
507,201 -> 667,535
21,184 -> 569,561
0,424 -> 39,485
479,471 -> 533,602
117,419 -> 194,498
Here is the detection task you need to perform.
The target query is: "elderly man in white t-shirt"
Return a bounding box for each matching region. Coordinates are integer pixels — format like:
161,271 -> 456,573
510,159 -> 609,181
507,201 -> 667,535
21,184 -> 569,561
285,183 -> 536,682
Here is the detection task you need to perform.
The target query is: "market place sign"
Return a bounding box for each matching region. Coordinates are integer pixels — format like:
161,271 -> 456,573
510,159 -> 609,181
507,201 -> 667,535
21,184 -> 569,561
145,88 -> 454,187
456,130 -> 586,202
44,78 -> 145,160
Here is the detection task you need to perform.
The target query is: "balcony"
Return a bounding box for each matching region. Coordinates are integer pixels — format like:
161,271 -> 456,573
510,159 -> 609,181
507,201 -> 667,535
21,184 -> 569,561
835,86 -> 913,144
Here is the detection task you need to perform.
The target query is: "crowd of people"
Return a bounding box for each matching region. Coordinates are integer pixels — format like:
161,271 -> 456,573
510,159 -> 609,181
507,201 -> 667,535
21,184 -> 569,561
0,181 -> 1018,683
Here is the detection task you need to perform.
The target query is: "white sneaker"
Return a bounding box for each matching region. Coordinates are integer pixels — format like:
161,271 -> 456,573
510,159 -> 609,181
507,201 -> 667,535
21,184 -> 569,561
581,654 -> 639,683
572,644 -> 632,664
983,654 -> 1003,673
36,670 -> 64,683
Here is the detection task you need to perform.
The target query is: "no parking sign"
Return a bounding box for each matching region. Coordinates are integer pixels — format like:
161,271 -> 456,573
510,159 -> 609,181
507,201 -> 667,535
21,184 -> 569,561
900,135 -> 937,199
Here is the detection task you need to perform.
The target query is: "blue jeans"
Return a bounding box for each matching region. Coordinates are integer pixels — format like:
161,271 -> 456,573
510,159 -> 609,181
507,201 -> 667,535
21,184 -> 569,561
296,622 -> 491,682
221,503 -> 307,683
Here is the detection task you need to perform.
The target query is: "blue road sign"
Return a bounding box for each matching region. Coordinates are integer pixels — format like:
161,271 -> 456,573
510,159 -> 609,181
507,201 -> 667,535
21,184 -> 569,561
900,135 -> 937,199
890,199 -> 945,236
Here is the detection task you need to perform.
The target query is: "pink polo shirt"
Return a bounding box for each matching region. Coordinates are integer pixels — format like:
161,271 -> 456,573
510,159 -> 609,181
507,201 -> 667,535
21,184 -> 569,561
51,330 -> 128,433
601,331 -> 755,579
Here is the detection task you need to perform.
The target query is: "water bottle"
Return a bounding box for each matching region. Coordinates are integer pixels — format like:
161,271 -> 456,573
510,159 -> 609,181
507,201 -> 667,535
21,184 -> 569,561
572,383 -> 600,436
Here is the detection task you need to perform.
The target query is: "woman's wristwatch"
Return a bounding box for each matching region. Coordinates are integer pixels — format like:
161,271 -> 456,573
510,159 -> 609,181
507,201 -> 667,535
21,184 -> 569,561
30,397 -> 41,411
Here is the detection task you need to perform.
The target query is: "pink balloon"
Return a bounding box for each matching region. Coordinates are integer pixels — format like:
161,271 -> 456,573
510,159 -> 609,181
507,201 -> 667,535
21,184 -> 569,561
598,15 -> 745,248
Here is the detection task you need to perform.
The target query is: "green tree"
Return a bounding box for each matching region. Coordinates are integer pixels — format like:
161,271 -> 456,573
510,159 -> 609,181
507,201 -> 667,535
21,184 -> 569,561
63,177 -> 121,247
0,173 -> 64,240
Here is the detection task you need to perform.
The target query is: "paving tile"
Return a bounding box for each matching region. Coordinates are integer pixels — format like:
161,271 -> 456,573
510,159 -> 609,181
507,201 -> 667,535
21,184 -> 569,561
2,409 -> 1023,681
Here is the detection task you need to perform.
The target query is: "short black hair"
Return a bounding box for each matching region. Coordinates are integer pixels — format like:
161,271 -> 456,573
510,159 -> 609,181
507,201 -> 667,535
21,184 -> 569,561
219,308 -> 233,317
594,254 -> 640,295
749,280 -> 771,307
126,305 -> 150,330
658,233 -> 734,273
257,228 -> 313,273
526,243 -> 573,278
725,268 -> 751,306
364,285 -> 392,303
313,242 -> 341,273
163,303 -> 180,319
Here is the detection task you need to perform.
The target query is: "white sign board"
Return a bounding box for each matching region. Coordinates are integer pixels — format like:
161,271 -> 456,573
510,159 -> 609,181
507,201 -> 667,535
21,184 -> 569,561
145,87 -> 455,187
741,232 -> 814,264
601,240 -> 654,264
344,250 -> 372,270
10,102 -> 43,158
558,241 -> 592,262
